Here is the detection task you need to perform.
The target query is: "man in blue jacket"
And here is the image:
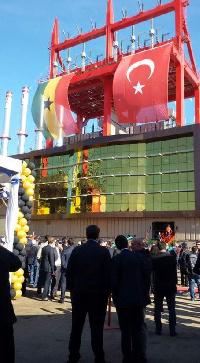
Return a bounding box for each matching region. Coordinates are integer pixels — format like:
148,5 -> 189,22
112,235 -> 151,363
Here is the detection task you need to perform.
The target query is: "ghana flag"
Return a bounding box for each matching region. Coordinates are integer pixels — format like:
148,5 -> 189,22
31,73 -> 78,139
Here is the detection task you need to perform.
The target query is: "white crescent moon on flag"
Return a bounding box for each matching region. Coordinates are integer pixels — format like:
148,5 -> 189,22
126,59 -> 155,84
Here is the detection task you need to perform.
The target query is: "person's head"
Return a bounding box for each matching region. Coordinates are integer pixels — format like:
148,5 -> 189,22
182,242 -> 188,250
68,238 -> 74,246
192,246 -> 197,253
44,235 -> 50,242
151,245 -> 159,256
131,238 -> 143,252
196,240 -> 200,250
115,235 -> 128,251
81,238 -> 86,245
107,240 -> 112,248
157,241 -> 167,252
62,237 -> 68,247
48,237 -> 55,245
86,225 -> 100,240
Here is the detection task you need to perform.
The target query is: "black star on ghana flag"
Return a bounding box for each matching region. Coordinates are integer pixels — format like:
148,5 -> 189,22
44,97 -> 53,110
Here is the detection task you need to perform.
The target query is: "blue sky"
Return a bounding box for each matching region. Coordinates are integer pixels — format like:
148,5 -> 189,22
0,0 -> 199,156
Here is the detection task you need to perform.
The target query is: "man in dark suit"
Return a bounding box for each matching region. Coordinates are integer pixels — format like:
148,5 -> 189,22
0,241 -> 22,363
112,235 -> 151,363
39,237 -> 56,301
152,241 -> 177,336
59,238 -> 75,303
66,225 -> 111,363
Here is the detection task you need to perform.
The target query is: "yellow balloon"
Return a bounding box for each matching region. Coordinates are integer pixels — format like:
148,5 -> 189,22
15,224 -> 21,232
18,276 -> 25,284
22,225 -> 29,233
17,230 -> 26,239
20,174 -> 27,182
11,274 -> 18,283
15,268 -> 24,277
19,218 -> 27,227
23,181 -> 31,189
23,168 -> 31,176
30,184 -> 35,189
15,290 -> 22,298
14,282 -> 22,291
29,196 -> 34,202
27,175 -> 35,183
19,237 -> 28,244
18,211 -> 24,219
26,188 -> 34,196
22,161 -> 27,168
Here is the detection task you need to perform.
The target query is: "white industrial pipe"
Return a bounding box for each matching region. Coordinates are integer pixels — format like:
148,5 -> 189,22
17,86 -> 29,154
0,91 -> 13,156
57,105 -> 64,147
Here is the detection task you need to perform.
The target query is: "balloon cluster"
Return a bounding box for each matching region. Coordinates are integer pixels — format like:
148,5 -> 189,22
12,161 -> 36,298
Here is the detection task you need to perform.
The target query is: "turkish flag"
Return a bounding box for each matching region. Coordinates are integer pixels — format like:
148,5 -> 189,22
113,43 -> 172,123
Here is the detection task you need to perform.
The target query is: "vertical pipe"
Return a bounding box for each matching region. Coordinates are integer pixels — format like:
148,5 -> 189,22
0,91 -> 12,156
17,87 -> 29,154
131,26 -> 136,54
113,32 -> 118,62
81,43 -> 86,72
67,48 -> 71,74
35,95 -> 44,150
57,105 -> 64,147
150,19 -> 155,48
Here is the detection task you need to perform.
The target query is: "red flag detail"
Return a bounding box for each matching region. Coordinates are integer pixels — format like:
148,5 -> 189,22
113,43 -> 172,123
55,74 -> 79,136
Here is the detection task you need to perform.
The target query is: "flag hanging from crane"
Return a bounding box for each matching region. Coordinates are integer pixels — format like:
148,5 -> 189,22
31,74 -> 78,139
113,43 -> 172,124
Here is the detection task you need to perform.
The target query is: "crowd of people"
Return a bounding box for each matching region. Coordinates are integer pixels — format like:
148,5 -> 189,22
1,227 -> 200,363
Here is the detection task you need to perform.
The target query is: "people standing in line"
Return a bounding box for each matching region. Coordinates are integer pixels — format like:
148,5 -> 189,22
38,237 -> 56,301
179,242 -> 190,286
152,241 -> 177,336
66,225 -> 111,363
0,240 -> 22,363
112,235 -> 151,363
51,241 -> 62,298
59,238 -> 75,303
186,246 -> 200,301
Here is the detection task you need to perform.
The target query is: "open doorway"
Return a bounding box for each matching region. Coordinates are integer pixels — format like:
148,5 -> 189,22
152,221 -> 175,240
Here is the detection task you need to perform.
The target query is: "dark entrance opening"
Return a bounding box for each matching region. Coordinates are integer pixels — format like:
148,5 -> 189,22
152,221 -> 175,240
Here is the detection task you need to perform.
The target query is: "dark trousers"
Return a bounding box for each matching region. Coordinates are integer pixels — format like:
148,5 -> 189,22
0,325 -> 15,363
61,271 -> 67,301
42,272 -> 52,299
154,292 -> 176,333
117,307 -> 144,363
69,291 -> 108,363
180,269 -> 188,286
51,266 -> 61,297
37,269 -> 45,294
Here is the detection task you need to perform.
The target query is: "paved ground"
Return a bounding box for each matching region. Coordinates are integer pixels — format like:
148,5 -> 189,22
13,288 -> 200,363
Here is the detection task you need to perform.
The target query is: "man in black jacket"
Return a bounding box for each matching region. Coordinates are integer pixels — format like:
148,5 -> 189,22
112,235 -> 151,363
66,225 -> 111,363
59,239 -> 75,303
152,241 -> 177,336
186,246 -> 200,300
39,237 -> 56,301
0,242 -> 22,363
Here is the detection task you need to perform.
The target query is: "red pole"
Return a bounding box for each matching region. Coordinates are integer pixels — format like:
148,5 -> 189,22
175,0 -> 184,127
195,86 -> 200,124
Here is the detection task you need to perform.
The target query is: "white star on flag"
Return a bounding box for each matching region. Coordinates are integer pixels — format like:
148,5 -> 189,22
133,81 -> 145,94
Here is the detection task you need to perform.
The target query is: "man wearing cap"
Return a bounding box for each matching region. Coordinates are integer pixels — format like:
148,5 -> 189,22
0,240 -> 22,363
